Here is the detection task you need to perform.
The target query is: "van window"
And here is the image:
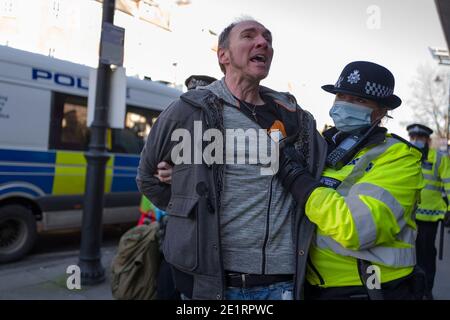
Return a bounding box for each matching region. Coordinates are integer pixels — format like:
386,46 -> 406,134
61,105 -> 88,147
50,93 -> 161,154
111,106 -> 160,154
50,93 -> 88,151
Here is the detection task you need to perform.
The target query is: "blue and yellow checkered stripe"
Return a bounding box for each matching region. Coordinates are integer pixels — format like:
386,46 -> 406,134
0,148 -> 140,198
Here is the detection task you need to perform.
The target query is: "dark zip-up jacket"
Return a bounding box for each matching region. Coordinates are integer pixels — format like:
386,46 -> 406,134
136,79 -> 327,299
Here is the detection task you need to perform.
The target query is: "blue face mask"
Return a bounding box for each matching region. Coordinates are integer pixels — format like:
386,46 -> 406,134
410,140 -> 426,149
329,101 -> 373,133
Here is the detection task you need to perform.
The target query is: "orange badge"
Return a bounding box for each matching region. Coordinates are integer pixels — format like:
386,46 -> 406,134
269,120 -> 287,139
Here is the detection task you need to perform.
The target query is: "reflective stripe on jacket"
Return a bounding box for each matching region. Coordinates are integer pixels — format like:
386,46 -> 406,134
305,134 -> 424,288
416,149 -> 450,222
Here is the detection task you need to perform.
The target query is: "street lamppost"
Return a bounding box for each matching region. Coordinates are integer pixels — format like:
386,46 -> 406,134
78,0 -> 118,285
429,47 -> 450,154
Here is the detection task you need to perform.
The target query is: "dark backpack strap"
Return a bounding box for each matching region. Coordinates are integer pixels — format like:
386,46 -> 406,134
357,259 -> 384,300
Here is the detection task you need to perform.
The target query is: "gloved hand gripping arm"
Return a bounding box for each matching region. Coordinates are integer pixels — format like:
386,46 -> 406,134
277,144 -> 323,207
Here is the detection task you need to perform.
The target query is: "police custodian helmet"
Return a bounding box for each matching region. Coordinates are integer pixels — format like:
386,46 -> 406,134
407,123 -> 433,137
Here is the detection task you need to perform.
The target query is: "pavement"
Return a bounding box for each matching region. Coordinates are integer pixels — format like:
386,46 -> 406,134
432,226 -> 450,300
0,246 -> 117,300
0,228 -> 449,300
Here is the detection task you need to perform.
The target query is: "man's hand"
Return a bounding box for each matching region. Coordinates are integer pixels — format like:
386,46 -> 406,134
154,161 -> 173,184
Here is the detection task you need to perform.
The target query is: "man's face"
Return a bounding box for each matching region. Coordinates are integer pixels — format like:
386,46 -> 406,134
219,21 -> 274,81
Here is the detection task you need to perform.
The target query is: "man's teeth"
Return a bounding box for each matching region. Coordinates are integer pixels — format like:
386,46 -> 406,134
251,55 -> 266,62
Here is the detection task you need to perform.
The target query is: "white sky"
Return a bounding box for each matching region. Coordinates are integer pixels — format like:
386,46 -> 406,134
159,0 -> 448,139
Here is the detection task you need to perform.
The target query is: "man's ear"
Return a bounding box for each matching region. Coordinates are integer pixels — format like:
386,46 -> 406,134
218,47 -> 229,67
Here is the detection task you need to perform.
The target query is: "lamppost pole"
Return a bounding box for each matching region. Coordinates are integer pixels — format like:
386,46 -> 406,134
78,0 -> 116,285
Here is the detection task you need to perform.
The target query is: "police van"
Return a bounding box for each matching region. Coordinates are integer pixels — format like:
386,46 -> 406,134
0,45 -> 181,262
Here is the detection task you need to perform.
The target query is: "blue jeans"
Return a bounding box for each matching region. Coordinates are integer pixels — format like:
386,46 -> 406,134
224,281 -> 294,300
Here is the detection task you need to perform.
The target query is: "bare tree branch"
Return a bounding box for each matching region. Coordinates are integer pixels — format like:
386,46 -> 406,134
406,64 -> 449,139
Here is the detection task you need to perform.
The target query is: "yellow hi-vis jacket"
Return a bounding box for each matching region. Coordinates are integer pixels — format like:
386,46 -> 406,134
416,148 -> 450,222
306,134 -> 424,288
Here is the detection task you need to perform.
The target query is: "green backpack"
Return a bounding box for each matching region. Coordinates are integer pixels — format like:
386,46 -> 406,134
111,222 -> 161,300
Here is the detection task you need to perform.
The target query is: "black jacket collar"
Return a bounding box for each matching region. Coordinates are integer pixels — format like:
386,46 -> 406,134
323,126 -> 388,153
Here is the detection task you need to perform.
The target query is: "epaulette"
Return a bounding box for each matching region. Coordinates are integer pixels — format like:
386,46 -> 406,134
390,133 -> 422,153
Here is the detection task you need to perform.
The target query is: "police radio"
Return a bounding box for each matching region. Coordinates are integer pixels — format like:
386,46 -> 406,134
326,120 -> 381,170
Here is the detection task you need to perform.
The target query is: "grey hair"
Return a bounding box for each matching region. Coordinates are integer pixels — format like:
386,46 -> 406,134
217,16 -> 260,74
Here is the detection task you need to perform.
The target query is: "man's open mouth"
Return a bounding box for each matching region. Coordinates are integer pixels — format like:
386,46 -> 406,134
250,54 -> 267,64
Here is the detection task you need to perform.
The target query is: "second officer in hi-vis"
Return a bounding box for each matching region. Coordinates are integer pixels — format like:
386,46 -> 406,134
407,123 -> 450,300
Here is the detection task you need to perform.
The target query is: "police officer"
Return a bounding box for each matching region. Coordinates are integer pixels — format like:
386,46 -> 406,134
278,61 -> 425,299
185,75 -> 217,91
407,123 -> 450,300
154,74 -> 217,186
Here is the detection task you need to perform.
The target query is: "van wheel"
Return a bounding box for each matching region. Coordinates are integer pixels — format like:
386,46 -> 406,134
0,205 -> 37,263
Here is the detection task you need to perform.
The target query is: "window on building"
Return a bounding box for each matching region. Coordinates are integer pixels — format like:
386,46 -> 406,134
51,0 -> 61,19
48,0 -> 65,27
48,47 -> 56,57
0,0 -> 16,18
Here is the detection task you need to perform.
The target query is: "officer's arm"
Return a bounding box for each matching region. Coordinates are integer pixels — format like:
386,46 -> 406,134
305,147 -> 423,250
439,154 -> 450,212
136,103 -> 179,211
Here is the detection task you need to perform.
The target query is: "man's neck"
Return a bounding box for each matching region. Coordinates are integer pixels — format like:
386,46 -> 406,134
224,73 -> 264,105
